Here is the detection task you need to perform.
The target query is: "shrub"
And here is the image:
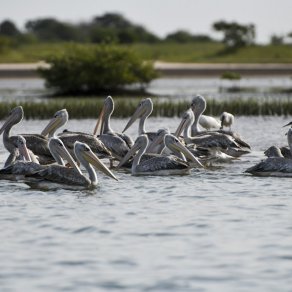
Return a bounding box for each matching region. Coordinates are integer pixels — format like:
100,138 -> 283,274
38,44 -> 158,94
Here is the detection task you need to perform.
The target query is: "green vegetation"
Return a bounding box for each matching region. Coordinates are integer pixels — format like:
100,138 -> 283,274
1,42 -> 292,63
38,44 -> 157,94
0,13 -> 291,64
0,98 -> 292,120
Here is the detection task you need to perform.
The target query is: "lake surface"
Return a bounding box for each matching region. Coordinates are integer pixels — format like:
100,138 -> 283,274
0,76 -> 292,101
0,116 -> 292,292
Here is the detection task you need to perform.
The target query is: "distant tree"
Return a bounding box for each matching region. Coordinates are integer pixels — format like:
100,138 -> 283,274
165,30 -> 194,43
91,13 -> 159,44
25,18 -> 80,42
93,13 -> 132,29
213,20 -> 255,50
0,19 -> 20,37
165,30 -> 213,43
287,32 -> 292,43
270,35 -> 284,45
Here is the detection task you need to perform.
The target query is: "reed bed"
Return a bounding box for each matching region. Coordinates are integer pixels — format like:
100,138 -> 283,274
0,98 -> 291,120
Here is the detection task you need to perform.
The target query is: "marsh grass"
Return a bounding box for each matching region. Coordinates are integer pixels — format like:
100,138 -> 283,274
0,98 -> 292,120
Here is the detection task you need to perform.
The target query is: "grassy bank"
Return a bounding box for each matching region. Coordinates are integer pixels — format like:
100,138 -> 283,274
0,98 -> 291,120
1,42 -> 292,63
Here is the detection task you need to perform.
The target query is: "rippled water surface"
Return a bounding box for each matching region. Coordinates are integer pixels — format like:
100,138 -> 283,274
1,116 -> 292,292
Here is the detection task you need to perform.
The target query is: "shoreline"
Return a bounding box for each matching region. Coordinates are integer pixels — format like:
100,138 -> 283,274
0,62 -> 292,78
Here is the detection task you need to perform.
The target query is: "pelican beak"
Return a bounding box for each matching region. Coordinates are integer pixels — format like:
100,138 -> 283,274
41,116 -> 62,137
171,141 -> 204,168
220,115 -> 225,130
56,144 -> 80,170
117,144 -> 139,168
83,151 -> 118,181
174,117 -> 187,137
18,143 -> 31,162
283,121 -> 292,127
93,106 -> 105,136
122,104 -> 144,133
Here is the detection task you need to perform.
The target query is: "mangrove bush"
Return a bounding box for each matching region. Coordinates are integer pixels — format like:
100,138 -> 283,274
38,44 -> 158,95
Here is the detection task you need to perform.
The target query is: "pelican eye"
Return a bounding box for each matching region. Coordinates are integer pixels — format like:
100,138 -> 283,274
84,146 -> 90,151
57,141 -> 63,147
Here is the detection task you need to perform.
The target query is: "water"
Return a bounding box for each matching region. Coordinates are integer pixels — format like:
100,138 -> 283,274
0,77 -> 292,101
1,116 -> 292,292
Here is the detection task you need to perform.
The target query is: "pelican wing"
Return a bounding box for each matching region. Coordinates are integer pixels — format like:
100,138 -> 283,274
245,157 -> 292,175
59,133 -> 111,158
136,155 -> 189,173
0,161 -> 44,175
28,165 -> 90,186
99,133 -> 130,159
20,134 -> 51,156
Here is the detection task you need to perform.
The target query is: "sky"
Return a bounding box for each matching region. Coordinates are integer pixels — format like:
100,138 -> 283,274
1,0 -> 292,43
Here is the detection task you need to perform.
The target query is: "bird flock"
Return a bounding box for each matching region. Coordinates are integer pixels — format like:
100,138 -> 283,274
0,95 -> 291,190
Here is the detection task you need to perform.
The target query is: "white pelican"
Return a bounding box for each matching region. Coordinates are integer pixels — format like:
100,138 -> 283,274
245,128 -> 292,177
117,134 -> 203,176
190,95 -> 251,153
122,98 -> 157,143
199,115 -> 221,131
26,141 -> 118,190
220,112 -> 234,130
175,109 -> 241,150
92,96 -> 133,160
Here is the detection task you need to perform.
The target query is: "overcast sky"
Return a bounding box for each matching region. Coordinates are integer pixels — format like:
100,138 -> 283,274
1,0 -> 292,43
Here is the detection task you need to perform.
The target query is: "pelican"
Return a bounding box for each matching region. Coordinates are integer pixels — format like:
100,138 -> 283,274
41,109 -> 69,137
220,112 -> 234,130
0,136 -> 77,181
245,128 -> 292,177
0,106 -> 68,165
190,95 -> 251,153
41,108 -> 112,160
264,146 -> 284,158
26,141 -> 118,190
3,135 -> 40,167
117,134 -> 203,176
175,109 -> 243,152
92,96 -> 133,160
199,115 -> 221,131
0,106 -> 50,165
122,98 -> 157,143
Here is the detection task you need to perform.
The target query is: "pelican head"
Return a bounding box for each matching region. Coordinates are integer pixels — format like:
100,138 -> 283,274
93,96 -> 114,136
220,112 -> 234,130
283,121 -> 292,128
0,106 -> 24,135
15,135 -> 31,162
264,146 -> 283,158
147,128 -> 170,153
174,109 -> 194,137
48,137 -> 79,169
74,141 -> 118,181
122,98 -> 153,133
190,95 -> 206,115
117,134 -> 148,168
41,109 -> 68,137
164,134 -> 203,167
